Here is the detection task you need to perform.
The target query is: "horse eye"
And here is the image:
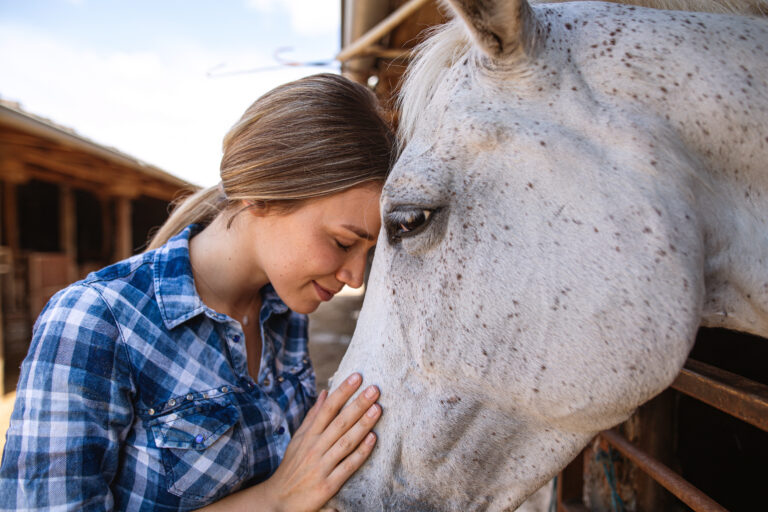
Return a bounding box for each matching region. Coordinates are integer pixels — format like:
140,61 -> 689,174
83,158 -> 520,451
385,208 -> 434,243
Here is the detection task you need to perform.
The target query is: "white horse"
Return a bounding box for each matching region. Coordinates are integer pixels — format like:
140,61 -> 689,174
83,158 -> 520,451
329,0 -> 768,510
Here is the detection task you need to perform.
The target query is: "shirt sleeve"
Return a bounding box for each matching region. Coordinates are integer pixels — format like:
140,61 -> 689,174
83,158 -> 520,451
0,283 -> 135,511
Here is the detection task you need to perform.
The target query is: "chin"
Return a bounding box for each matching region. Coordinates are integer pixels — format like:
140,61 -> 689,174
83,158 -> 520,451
295,304 -> 319,314
287,299 -> 321,315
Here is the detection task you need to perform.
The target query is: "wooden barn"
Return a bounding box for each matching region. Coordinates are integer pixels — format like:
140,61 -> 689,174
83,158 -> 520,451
0,100 -> 192,394
339,1 -> 768,510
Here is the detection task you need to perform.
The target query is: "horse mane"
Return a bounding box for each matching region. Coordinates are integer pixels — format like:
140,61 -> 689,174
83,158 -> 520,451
397,21 -> 472,145
397,0 -> 768,145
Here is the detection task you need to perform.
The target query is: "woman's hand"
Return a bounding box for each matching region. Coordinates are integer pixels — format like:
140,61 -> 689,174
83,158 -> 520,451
260,372 -> 381,512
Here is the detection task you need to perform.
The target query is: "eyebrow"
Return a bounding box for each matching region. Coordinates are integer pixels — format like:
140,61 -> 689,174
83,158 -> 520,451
342,224 -> 377,241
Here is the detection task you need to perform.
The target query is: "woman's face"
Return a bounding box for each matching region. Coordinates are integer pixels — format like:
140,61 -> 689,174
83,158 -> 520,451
250,184 -> 382,314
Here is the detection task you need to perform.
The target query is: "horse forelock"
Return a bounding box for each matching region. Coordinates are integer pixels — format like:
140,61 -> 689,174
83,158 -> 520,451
397,21 -> 474,146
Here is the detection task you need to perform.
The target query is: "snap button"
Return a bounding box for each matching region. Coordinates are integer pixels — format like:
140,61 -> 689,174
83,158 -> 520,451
195,434 -> 204,444
186,393 -> 194,401
276,426 -> 285,435
148,408 -> 155,415
221,386 -> 229,393
302,358 -> 308,365
167,399 -> 176,407
263,378 -> 270,386
277,376 -> 285,383
233,335 -> 240,342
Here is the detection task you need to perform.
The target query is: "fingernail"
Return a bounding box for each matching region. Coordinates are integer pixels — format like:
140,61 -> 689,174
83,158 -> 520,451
365,432 -> 376,445
364,385 -> 378,399
366,404 -> 379,418
347,373 -> 361,386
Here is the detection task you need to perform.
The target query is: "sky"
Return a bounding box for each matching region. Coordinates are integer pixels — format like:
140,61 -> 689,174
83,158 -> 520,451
0,0 -> 342,187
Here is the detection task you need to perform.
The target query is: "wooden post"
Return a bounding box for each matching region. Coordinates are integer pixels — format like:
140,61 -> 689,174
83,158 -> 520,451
100,197 -> 113,263
557,449 -> 589,511
59,185 -> 77,283
336,0 -> 431,62
3,182 -> 19,257
0,181 -> 5,396
114,196 -> 132,261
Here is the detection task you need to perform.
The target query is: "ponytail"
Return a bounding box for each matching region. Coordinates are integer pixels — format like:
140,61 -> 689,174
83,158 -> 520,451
146,184 -> 228,251
146,73 -> 394,252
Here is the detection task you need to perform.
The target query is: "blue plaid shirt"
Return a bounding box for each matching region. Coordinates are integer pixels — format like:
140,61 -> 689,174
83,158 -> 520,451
0,224 -> 316,511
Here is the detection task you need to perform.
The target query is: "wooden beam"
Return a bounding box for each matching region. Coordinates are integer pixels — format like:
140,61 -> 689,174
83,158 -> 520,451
0,156 -> 29,185
350,45 -> 413,60
2,183 -> 19,255
672,358 -> 768,432
0,186 -> 5,396
0,108 -> 187,188
115,196 -> 132,260
59,185 -> 77,282
100,197 -> 113,263
8,163 -> 182,203
0,128 -> 189,202
337,0 -> 432,62
557,449 -> 587,512
600,430 -> 727,512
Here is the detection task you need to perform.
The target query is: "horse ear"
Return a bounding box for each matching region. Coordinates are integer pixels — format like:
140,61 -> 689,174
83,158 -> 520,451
445,0 -> 537,60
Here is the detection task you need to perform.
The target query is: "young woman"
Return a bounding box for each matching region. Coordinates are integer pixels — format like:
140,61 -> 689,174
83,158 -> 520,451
0,74 -> 395,511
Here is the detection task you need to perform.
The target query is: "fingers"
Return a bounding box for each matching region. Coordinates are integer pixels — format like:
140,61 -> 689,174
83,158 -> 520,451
324,400 -> 380,466
309,373 -> 364,434
319,384 -> 380,455
326,431 -> 377,493
267,372 -> 380,512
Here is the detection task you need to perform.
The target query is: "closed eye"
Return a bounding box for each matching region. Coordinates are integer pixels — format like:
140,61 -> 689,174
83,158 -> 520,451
385,207 -> 436,243
336,240 -> 352,252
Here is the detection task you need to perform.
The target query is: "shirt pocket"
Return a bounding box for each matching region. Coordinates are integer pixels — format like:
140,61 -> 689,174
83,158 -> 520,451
149,400 -> 247,501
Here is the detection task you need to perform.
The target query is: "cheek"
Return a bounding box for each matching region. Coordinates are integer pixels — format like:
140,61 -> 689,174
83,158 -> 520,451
311,249 -> 343,275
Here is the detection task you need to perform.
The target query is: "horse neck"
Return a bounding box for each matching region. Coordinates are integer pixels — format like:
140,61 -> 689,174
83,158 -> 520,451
694,151 -> 768,338
661,41 -> 768,338
569,7 -> 768,337
628,24 -> 768,338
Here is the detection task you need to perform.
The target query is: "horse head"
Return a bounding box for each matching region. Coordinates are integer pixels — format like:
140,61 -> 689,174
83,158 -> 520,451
330,1 -> 768,510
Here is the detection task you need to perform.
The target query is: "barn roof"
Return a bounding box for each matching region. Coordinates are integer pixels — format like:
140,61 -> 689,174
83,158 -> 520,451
0,99 -> 191,201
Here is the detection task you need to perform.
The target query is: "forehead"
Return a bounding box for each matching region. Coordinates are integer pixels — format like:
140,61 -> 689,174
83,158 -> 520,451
306,185 -> 382,225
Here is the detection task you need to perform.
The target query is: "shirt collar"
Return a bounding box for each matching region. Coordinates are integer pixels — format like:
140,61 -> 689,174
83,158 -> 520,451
154,224 -> 290,329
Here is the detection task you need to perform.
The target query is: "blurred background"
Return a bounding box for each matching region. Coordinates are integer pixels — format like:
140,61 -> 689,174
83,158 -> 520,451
0,0 -> 445,456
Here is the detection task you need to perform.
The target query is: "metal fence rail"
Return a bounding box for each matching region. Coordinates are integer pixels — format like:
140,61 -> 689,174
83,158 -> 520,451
599,430 -> 726,512
671,359 -> 768,433
557,358 -> 768,511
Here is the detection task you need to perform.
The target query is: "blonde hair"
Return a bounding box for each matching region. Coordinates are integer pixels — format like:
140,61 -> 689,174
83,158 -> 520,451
148,73 -> 395,250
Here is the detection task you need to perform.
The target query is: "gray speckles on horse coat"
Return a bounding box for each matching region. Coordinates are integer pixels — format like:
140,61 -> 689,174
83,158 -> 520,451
329,1 -> 768,510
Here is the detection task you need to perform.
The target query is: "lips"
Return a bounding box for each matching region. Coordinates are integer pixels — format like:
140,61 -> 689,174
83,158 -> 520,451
313,281 -> 337,301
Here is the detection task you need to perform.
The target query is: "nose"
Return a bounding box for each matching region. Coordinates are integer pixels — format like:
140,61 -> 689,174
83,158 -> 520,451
336,250 -> 367,289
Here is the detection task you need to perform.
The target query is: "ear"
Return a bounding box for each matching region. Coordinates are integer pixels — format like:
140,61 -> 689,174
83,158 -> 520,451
444,0 -> 538,60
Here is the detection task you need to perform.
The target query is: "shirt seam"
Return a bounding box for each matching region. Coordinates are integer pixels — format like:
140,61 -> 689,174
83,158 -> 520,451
82,282 -> 139,401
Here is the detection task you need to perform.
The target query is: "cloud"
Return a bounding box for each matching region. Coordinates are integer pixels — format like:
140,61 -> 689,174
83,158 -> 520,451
245,0 -> 338,36
0,23 -> 318,186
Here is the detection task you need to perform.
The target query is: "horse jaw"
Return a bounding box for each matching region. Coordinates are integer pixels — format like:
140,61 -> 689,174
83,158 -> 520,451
328,252 -> 595,512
